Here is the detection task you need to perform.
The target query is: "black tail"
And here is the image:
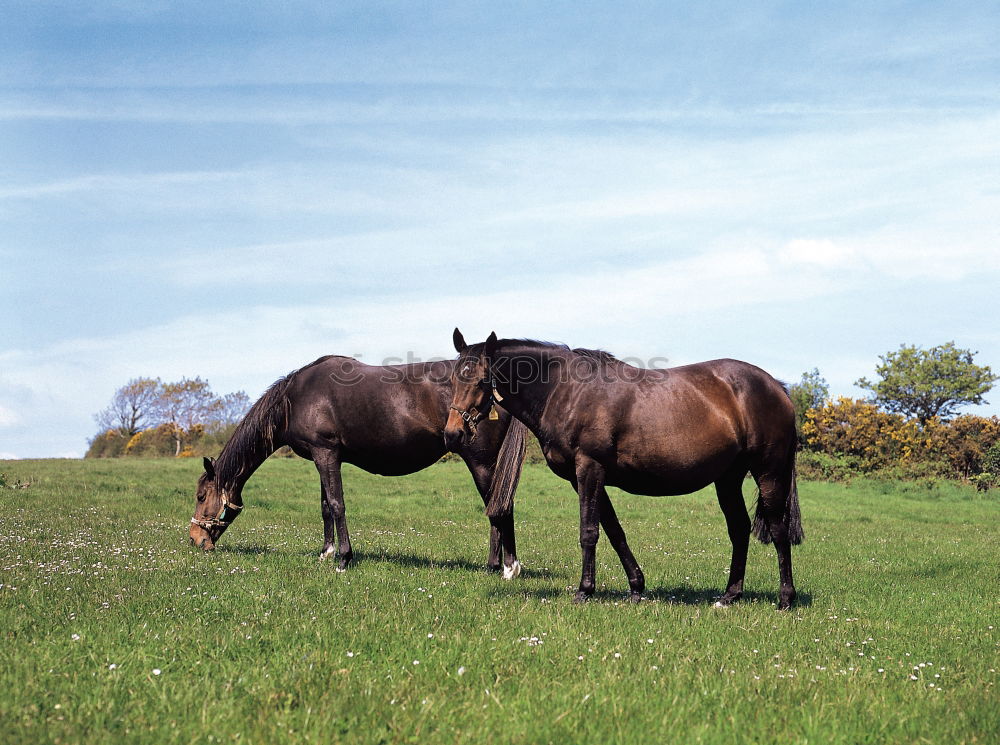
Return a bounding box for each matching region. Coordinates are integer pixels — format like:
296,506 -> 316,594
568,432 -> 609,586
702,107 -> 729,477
485,417 -> 527,518
752,449 -> 804,545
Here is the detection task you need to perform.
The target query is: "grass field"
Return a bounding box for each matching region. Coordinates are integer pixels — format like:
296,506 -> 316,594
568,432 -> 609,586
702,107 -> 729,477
1,457 -> 997,745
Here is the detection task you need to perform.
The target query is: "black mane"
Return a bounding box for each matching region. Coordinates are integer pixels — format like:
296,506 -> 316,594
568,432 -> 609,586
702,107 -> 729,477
214,355 -> 334,485
471,338 -> 623,366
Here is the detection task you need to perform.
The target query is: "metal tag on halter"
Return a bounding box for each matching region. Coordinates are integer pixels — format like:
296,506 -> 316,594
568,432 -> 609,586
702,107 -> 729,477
492,387 -> 503,402
488,405 -> 499,420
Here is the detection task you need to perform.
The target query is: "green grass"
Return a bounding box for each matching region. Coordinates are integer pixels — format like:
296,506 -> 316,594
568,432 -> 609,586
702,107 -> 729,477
1,458 -> 997,745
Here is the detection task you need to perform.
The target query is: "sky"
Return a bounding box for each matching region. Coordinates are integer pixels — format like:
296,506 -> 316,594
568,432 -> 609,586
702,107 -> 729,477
2,1 -> 999,458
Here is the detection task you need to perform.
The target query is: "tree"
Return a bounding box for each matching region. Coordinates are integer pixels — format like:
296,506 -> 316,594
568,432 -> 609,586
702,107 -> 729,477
89,376 -> 253,457
157,377 -> 223,456
94,377 -> 163,436
212,391 -> 252,432
856,342 -> 998,425
788,368 -> 829,441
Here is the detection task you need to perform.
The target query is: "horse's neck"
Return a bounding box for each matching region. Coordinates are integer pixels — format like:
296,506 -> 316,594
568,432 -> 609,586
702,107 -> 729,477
215,434 -> 280,499
494,348 -> 562,441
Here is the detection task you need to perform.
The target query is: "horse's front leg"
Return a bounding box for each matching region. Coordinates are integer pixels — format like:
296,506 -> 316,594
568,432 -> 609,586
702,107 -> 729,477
490,513 -> 520,579
313,449 -> 353,571
467,460 -> 520,578
573,459 -> 604,603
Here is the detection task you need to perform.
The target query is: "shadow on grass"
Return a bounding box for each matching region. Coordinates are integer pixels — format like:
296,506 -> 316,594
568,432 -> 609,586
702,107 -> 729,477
346,550 -> 548,579
488,583 -> 813,608
639,585 -> 813,607
210,544 -> 814,607
208,544 -> 519,575
216,543 -> 275,556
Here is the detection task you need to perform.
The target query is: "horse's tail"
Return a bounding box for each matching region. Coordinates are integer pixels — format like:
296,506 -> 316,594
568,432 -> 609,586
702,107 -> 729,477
752,444 -> 804,545
751,469 -> 804,545
485,417 -> 528,518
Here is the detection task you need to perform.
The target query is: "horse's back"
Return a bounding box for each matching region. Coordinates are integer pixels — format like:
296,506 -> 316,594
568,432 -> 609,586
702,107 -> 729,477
566,358 -> 794,493
282,357 -> 452,471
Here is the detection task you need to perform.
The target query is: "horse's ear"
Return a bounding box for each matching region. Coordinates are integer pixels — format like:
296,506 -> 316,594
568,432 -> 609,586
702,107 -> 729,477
453,327 -> 467,353
483,331 -> 498,362
203,456 -> 216,479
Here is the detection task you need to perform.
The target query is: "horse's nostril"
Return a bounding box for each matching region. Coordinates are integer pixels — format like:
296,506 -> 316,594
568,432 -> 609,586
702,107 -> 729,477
444,428 -> 464,451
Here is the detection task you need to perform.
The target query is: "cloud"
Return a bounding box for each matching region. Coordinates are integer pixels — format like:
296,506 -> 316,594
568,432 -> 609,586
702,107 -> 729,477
0,404 -> 20,428
5,223 -> 1000,458
4,27 -> 1000,458
0,169 -> 247,200
0,242 -> 861,457
779,239 -> 857,268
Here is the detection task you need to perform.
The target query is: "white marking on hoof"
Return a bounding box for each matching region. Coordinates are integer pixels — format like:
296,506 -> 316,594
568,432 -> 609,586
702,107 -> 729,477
502,560 -> 522,580
319,546 -> 335,560
714,601 -> 728,608
335,566 -> 347,573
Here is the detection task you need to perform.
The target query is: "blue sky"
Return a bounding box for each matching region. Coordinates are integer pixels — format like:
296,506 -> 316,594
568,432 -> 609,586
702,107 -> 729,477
2,1 -> 999,458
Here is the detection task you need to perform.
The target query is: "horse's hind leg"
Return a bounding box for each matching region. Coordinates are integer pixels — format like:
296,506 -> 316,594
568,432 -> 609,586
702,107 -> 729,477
313,448 -> 353,572
597,488 -> 644,602
753,469 -> 797,610
467,461 -> 519,577
714,465 -> 752,607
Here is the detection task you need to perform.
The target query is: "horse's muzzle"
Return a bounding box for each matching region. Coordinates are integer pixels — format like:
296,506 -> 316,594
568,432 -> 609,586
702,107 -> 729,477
443,426 -> 465,452
188,524 -> 216,551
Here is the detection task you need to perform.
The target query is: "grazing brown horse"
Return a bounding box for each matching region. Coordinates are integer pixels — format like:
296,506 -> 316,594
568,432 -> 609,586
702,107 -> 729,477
444,330 -> 803,609
189,354 -> 527,577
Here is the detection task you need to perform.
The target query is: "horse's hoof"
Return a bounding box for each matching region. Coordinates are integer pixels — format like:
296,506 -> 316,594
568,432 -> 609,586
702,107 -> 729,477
713,600 -> 729,609
572,591 -> 592,604
629,592 -> 642,604
502,560 -> 522,580
319,546 -> 335,560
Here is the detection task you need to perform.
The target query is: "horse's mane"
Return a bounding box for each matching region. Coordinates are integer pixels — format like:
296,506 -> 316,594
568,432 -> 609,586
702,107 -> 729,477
215,355 -> 334,485
487,338 -> 626,367
571,346 -> 622,365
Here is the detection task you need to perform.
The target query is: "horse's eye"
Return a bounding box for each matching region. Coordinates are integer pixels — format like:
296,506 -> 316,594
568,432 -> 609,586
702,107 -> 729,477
197,493 -> 206,502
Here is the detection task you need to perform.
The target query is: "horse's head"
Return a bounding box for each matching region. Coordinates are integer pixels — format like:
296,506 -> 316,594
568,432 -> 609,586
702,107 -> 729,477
444,328 -> 498,451
188,456 -> 243,550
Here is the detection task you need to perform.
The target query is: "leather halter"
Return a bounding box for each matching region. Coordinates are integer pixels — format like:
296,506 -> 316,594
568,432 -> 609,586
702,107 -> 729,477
190,492 -> 244,531
449,374 -> 500,441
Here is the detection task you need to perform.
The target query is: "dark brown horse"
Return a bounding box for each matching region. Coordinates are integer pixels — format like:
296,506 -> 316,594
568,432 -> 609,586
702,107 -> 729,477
190,355 -> 527,577
444,330 -> 803,609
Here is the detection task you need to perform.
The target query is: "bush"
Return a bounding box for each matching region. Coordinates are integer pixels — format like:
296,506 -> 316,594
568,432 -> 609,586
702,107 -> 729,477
802,397 -> 922,472
798,397 -> 1000,483
796,450 -> 862,481
85,430 -> 128,458
973,441 -> 1000,490
970,473 -> 996,492
920,415 -> 1000,478
981,440 -> 1000,475
122,424 -> 179,457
